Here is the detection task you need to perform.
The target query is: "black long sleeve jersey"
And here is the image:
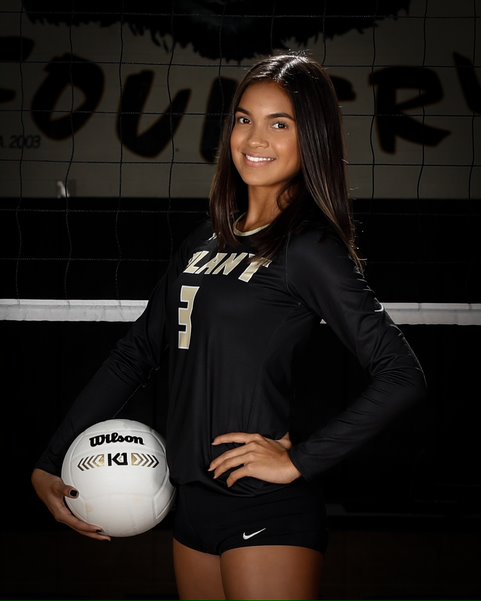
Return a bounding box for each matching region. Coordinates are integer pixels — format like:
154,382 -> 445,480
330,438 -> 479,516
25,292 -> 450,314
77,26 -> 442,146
36,219 -> 426,496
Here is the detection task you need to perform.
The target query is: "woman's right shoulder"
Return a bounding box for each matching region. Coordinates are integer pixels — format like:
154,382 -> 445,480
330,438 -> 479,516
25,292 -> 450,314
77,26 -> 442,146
186,216 -> 214,242
180,216 -> 214,250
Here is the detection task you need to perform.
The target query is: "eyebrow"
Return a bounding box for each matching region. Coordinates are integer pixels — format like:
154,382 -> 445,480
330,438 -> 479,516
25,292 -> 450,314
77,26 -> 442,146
235,106 -> 295,121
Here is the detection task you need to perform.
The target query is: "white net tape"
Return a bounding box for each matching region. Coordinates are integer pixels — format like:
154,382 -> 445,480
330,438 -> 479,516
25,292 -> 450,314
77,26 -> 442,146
1,299 -> 480,325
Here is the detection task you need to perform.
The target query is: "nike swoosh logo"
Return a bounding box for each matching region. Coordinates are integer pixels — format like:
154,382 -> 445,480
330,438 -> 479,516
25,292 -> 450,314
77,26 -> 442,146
242,528 -> 266,540
374,303 -> 384,312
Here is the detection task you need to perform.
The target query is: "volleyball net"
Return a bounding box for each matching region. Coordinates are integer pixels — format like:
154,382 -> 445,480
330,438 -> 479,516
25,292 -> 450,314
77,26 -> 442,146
0,1 -> 479,324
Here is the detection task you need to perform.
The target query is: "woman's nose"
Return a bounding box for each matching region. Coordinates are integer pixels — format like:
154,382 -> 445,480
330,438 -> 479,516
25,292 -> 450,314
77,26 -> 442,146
247,127 -> 268,148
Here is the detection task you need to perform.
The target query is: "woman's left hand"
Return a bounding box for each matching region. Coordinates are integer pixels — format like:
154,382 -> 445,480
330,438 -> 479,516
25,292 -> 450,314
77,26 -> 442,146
209,432 -> 301,487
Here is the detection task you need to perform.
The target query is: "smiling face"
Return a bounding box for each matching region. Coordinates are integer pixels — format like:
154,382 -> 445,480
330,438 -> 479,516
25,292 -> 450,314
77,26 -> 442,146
230,81 -> 301,201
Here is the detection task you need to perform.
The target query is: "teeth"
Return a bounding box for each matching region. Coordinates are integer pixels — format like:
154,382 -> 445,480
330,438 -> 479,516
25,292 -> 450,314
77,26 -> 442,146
245,154 -> 274,163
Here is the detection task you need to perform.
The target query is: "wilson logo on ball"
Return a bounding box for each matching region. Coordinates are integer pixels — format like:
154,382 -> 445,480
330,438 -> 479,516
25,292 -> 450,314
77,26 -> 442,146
89,431 -> 145,447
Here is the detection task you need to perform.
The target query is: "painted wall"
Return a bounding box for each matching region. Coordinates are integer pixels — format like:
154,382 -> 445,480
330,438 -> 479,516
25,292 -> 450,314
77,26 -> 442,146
1,0 -> 479,199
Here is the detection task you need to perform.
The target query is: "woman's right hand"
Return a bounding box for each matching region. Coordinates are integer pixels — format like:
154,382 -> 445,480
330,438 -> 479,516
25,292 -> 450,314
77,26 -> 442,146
31,468 -> 111,541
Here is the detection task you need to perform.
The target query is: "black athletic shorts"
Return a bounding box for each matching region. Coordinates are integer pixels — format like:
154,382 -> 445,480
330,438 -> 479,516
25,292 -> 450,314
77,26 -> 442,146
173,480 -> 328,555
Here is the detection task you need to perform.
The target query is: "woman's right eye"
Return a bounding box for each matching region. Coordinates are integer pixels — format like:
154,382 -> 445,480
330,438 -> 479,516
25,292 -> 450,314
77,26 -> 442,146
236,116 -> 250,125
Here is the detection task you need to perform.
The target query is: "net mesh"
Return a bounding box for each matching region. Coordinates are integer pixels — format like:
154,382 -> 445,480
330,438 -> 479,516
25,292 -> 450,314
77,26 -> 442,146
0,0 -> 479,320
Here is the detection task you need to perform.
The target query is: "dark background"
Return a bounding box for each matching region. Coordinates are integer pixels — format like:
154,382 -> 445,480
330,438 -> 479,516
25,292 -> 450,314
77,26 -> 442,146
1,1 -> 481,599
1,198 -> 480,599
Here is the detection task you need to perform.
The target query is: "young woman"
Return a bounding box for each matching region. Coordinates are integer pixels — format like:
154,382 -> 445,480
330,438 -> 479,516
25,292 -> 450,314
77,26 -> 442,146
32,52 -> 426,600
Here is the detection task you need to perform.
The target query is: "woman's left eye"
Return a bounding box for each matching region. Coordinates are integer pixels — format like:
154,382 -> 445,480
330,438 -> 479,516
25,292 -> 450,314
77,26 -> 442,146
273,122 -> 287,129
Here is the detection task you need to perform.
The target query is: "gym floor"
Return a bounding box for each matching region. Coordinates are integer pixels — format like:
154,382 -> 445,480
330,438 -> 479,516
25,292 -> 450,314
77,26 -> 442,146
2,512 -> 479,600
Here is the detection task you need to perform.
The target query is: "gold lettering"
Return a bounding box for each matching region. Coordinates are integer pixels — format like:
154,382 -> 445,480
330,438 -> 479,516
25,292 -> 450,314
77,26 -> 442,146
238,257 -> 271,282
183,250 -> 209,273
212,252 -> 249,275
195,252 -> 228,274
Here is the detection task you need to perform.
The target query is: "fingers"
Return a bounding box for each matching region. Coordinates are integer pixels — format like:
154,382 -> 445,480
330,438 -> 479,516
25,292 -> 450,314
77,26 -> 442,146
56,502 -> 111,541
224,465 -> 251,488
209,445 -> 253,480
212,432 -> 264,446
209,432 -> 301,487
209,433 -> 267,478
276,432 -> 292,450
61,491 -> 111,541
212,431 -> 291,449
32,468 -> 111,541
71,521 -> 112,541
65,487 -> 79,499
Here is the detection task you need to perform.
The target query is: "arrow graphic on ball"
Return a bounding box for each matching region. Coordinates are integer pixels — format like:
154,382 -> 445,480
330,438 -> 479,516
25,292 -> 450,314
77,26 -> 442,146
77,454 -> 105,471
131,452 -> 159,468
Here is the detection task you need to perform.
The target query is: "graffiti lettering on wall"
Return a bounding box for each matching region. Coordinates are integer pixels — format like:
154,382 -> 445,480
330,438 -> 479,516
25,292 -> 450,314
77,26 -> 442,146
2,36 -> 479,160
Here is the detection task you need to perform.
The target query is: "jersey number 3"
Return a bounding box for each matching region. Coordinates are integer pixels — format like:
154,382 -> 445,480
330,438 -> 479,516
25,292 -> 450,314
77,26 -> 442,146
178,285 -> 199,349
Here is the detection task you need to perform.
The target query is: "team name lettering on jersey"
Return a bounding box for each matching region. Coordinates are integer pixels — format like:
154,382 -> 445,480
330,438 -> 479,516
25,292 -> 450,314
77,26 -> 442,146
184,251 -> 271,283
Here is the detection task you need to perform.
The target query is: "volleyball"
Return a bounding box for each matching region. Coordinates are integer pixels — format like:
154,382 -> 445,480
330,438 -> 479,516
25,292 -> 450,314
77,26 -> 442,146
61,419 -> 175,537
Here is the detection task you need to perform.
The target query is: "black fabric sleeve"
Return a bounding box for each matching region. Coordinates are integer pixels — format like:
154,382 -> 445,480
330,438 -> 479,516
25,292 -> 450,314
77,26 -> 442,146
286,228 -> 427,481
34,220 -> 211,476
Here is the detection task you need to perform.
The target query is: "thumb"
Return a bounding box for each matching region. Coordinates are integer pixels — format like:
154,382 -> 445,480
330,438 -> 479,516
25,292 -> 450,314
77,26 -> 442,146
65,486 -> 79,498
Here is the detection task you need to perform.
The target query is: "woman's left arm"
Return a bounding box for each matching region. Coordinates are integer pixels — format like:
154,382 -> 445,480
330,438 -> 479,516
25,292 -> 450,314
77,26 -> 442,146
285,229 -> 427,481
209,228 -> 426,486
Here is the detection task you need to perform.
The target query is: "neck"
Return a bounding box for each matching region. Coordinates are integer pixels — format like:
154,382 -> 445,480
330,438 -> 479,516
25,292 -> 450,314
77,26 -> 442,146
241,189 -> 282,231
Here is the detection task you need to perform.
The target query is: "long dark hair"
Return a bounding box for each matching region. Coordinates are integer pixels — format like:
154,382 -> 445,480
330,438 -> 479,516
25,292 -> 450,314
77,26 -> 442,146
209,51 -> 362,269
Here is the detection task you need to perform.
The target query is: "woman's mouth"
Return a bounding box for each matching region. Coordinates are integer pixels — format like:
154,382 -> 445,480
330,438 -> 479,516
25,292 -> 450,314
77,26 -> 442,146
244,154 -> 275,165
